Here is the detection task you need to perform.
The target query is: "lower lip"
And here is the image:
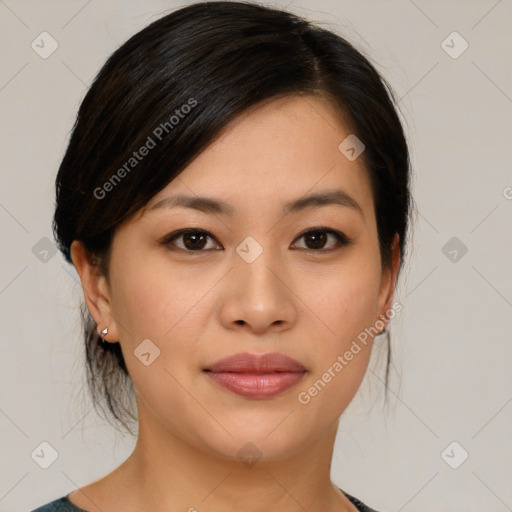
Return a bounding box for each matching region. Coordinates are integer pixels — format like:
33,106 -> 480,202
204,371 -> 306,398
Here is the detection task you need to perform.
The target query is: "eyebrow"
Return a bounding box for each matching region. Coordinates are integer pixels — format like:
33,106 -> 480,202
146,189 -> 364,218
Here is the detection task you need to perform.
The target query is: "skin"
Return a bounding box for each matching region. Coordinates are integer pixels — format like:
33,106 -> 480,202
69,94 -> 400,512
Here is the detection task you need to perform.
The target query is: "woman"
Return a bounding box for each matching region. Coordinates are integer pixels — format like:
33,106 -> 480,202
33,1 -> 411,511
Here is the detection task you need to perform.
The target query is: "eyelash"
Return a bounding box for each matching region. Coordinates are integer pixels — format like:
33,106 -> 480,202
159,227 -> 352,254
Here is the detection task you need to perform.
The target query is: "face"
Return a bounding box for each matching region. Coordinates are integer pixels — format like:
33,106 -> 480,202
73,94 -> 399,463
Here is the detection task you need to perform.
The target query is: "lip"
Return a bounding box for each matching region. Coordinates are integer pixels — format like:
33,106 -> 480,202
203,352 -> 306,399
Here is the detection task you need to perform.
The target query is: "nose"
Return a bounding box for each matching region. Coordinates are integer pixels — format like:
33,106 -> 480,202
218,246 -> 297,336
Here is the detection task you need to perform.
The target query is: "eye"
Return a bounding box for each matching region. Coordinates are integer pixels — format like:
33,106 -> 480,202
291,228 -> 351,252
160,229 -> 222,252
159,227 -> 351,253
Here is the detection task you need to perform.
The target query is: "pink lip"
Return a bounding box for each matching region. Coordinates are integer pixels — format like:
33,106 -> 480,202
203,352 -> 306,398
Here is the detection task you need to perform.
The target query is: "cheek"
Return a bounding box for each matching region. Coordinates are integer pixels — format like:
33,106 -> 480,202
293,266 -> 381,418
110,252 -> 209,342
108,255 -> 211,417
293,256 -> 382,412
108,251 -> 222,393
300,258 -> 382,346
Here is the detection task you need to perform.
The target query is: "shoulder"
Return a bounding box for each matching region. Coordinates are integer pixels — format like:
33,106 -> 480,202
30,496 -> 88,512
341,489 -> 384,512
33,490 -> 382,512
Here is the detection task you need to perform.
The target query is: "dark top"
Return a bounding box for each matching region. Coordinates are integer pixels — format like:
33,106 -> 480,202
31,488 -> 381,512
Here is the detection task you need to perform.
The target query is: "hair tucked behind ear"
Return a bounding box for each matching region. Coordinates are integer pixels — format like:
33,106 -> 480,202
80,302 -> 137,433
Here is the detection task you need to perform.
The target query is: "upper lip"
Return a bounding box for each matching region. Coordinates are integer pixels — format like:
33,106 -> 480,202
204,352 -> 306,373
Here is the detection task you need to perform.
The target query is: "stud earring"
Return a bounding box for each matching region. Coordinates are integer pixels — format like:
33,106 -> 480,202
99,327 -> 109,343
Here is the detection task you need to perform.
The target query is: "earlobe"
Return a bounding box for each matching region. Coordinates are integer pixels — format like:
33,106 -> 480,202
70,240 -> 119,343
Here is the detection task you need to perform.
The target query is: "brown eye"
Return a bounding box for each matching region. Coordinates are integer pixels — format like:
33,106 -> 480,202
182,232 -> 208,250
160,227 -> 350,254
292,228 -> 351,251
161,229 -> 222,251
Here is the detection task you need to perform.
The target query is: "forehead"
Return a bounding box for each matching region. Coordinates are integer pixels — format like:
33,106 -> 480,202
144,94 -> 373,219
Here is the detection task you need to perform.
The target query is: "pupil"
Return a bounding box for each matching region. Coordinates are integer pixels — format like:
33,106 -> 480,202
306,231 -> 326,249
184,233 -> 206,250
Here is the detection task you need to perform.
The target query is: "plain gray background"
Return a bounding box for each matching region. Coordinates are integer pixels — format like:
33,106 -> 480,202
1,1 -> 511,511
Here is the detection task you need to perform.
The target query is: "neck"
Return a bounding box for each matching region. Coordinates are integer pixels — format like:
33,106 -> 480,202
110,408 -> 353,512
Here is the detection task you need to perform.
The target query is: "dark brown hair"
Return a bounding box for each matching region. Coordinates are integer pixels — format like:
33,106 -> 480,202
53,1 -> 412,432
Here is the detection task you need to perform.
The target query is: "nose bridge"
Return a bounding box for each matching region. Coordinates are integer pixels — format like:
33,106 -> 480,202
220,234 -> 296,332
234,234 -> 284,301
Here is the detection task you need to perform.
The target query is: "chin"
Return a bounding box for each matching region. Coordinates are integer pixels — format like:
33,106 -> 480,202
193,421 -> 318,466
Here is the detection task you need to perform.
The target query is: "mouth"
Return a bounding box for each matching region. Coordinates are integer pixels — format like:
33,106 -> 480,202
203,352 -> 307,399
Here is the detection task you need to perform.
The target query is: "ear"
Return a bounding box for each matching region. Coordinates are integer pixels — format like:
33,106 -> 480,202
376,233 -> 401,329
70,240 -> 120,343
